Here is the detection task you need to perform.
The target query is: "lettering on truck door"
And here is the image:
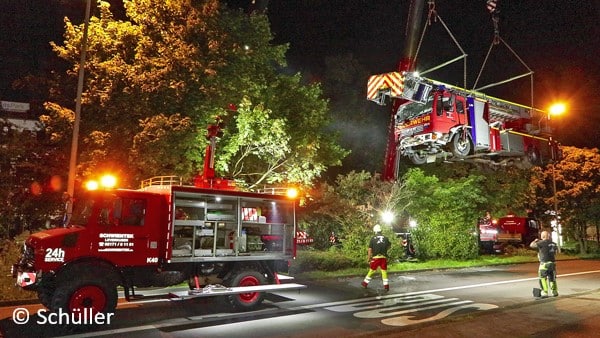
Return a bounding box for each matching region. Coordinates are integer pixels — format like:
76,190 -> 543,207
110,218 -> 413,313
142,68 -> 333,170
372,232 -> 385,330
95,195 -> 158,265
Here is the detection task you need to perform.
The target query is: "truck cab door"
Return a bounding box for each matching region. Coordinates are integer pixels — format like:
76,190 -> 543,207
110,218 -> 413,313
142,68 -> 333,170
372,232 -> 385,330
433,92 -> 465,132
94,194 -> 160,265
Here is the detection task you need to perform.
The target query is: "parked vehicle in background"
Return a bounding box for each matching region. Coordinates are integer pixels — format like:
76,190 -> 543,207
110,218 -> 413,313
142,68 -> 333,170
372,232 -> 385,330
478,214 -> 541,253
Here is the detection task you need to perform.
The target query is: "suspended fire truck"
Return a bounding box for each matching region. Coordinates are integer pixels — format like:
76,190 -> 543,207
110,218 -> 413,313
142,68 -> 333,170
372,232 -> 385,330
368,72 -> 560,167
367,0 -> 561,180
12,118 -> 305,319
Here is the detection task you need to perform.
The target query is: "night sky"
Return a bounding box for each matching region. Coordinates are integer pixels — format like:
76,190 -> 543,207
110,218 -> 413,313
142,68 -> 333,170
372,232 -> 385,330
1,0 -> 599,150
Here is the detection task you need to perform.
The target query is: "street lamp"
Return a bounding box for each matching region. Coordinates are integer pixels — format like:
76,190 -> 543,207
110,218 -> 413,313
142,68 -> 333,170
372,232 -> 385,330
549,103 -> 566,116
547,102 -> 566,252
66,0 -> 93,217
538,102 -> 567,132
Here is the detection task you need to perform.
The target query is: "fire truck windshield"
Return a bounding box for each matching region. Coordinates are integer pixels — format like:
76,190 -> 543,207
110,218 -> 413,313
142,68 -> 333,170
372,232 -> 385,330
395,94 -> 433,121
70,198 -> 94,226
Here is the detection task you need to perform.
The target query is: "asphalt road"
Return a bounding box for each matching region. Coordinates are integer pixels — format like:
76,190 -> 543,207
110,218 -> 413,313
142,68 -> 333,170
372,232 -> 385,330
1,259 -> 599,337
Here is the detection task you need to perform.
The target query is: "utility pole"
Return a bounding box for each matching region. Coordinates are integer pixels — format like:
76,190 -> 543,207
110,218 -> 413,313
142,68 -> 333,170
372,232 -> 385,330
66,0 -> 92,217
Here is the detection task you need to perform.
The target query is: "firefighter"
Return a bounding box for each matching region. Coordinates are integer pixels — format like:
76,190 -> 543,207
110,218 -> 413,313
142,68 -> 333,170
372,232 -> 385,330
530,230 -> 559,298
361,224 -> 391,291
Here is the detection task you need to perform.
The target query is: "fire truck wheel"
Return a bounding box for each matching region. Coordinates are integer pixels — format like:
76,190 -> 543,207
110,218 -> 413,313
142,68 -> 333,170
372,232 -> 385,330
451,132 -> 471,157
51,278 -> 118,316
410,152 -> 427,165
226,269 -> 267,310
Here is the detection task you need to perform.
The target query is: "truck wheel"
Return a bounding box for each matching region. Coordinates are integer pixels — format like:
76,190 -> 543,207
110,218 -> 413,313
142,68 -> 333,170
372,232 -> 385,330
410,152 -> 427,165
51,278 -> 118,317
451,132 -> 471,158
226,269 -> 267,311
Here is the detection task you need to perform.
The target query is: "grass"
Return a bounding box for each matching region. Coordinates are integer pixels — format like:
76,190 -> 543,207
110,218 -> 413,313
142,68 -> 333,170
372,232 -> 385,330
290,249 -> 578,280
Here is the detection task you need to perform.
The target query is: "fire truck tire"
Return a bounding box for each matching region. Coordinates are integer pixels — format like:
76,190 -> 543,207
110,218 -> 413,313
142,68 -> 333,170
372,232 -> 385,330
410,152 -> 427,165
450,132 -> 471,157
50,278 -> 118,316
225,269 -> 267,310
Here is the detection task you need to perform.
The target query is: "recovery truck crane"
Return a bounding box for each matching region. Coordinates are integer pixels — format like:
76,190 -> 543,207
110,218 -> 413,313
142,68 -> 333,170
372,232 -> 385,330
12,117 -> 305,320
367,0 -> 561,179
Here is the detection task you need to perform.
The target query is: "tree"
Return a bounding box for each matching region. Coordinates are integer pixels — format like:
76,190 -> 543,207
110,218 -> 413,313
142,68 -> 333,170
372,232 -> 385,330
0,119 -> 64,238
42,0 -> 346,189
299,171 -> 411,260
403,161 -> 534,217
530,146 -> 600,253
403,168 -> 485,260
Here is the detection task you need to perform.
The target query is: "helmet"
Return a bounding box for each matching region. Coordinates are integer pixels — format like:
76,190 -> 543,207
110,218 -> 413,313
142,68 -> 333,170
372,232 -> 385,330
373,224 -> 382,233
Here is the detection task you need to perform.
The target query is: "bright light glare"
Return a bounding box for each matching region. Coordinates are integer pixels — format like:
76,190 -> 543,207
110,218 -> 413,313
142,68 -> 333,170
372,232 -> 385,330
100,174 -> 117,189
286,188 -> 298,199
381,210 -> 394,224
86,180 -> 99,191
409,219 -> 417,228
549,103 -> 566,116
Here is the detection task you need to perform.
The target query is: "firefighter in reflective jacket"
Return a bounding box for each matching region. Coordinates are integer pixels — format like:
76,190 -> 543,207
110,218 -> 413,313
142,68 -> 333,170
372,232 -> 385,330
361,224 -> 391,291
530,230 -> 559,298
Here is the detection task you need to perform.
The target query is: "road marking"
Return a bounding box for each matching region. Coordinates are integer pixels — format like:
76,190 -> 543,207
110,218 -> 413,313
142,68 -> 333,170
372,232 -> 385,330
12,269 -> 600,336
381,302 -> 498,326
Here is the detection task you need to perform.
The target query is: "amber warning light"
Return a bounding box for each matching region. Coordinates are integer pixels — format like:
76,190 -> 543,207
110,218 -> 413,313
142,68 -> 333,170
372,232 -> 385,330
86,174 -> 117,191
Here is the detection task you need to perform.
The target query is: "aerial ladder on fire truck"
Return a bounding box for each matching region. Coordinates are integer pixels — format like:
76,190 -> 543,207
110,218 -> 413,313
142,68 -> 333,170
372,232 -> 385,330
367,0 -> 559,180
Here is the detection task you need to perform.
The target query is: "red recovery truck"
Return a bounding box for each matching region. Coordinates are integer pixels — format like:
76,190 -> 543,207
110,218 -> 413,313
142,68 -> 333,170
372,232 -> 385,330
478,214 -> 540,253
11,119 -> 305,319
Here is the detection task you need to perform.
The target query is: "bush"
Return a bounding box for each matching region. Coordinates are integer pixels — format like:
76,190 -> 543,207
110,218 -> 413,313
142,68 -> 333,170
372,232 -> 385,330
290,249 -> 360,274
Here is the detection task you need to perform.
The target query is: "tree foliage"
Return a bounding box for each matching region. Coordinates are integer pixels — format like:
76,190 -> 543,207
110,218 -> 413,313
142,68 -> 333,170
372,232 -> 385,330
299,171 -> 411,261
403,168 -> 484,260
530,146 -> 600,253
0,120 -> 64,237
42,0 -> 346,188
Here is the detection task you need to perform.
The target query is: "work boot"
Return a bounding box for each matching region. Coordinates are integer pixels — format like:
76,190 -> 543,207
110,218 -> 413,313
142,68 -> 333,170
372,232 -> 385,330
540,291 -> 548,298
550,281 -> 558,296
361,281 -> 368,289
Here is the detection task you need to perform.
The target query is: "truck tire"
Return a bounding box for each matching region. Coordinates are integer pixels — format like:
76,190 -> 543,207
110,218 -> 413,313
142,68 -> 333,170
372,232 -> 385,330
410,152 -> 427,165
50,278 -> 118,317
225,269 -> 267,311
450,132 -> 471,158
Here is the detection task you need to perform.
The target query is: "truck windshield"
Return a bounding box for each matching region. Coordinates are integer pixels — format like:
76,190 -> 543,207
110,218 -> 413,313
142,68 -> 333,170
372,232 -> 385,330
70,198 -> 94,226
395,94 -> 433,121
